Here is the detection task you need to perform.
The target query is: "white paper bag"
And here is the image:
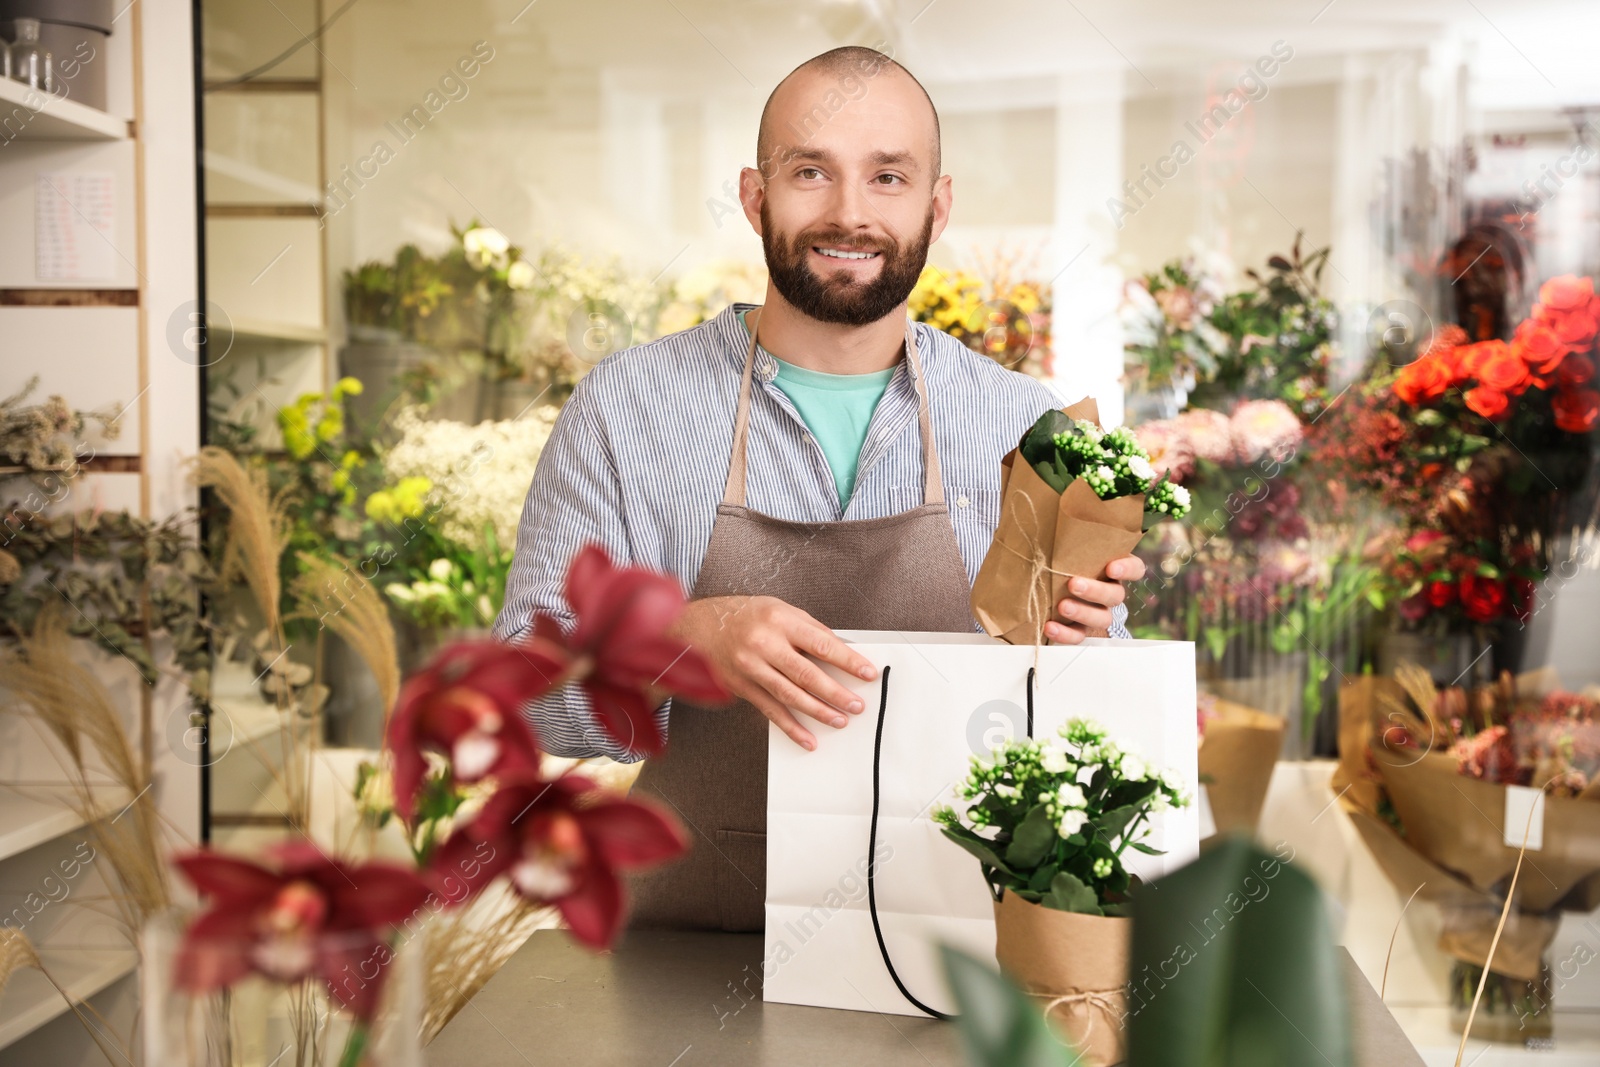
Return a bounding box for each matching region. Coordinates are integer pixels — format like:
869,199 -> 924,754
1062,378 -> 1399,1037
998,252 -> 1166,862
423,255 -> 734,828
764,632 -> 1199,1017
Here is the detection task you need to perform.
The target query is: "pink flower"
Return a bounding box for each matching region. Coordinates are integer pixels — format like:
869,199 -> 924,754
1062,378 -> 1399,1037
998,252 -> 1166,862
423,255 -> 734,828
429,773 -> 687,949
1134,419 -> 1196,482
172,842 -> 434,1021
1229,399 -> 1304,464
1176,408 -> 1234,464
387,638 -> 566,823
541,544 -> 732,756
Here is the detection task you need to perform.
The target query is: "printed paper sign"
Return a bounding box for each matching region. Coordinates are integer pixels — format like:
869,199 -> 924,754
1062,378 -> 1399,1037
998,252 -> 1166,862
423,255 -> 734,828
36,170 -> 116,282
1504,786 -> 1545,851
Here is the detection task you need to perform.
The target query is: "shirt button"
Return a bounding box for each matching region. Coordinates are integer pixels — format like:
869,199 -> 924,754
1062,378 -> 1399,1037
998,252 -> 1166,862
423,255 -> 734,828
956,494 -> 970,508
758,361 -> 777,382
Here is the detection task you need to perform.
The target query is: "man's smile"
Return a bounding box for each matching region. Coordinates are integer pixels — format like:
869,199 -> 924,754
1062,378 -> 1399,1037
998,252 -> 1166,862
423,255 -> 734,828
813,245 -> 881,261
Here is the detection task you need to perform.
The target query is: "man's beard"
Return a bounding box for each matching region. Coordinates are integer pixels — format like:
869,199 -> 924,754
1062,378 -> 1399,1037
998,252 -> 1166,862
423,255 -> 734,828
760,201 -> 934,327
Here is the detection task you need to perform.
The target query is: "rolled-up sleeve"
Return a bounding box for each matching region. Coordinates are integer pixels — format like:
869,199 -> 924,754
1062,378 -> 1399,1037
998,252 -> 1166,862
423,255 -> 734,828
492,377 -> 665,762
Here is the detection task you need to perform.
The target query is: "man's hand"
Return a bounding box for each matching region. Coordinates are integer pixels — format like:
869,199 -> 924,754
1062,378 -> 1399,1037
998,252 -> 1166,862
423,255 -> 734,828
670,596 -> 879,751
1045,555 -> 1146,644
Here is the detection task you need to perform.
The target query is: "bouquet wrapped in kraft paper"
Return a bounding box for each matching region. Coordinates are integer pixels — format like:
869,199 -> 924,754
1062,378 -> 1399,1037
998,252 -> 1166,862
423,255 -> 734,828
1197,694 -> 1285,841
1333,669 -> 1600,1018
972,399 -> 1190,644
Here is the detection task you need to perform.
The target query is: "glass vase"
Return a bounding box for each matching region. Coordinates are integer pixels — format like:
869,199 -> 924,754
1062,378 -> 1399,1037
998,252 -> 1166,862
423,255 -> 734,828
1448,956 -> 1553,1046
141,911 -> 425,1067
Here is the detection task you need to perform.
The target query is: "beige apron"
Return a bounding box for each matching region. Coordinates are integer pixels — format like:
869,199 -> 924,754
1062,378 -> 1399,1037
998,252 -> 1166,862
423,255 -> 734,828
628,309 -> 976,932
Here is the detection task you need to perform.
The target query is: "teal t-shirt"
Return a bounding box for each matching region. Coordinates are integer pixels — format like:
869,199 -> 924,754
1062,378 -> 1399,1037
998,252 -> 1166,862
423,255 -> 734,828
741,308 -> 893,510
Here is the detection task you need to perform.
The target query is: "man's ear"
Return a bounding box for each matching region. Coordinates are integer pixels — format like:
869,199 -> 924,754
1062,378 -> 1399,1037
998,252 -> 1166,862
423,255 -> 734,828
928,173 -> 954,245
740,167 -> 765,235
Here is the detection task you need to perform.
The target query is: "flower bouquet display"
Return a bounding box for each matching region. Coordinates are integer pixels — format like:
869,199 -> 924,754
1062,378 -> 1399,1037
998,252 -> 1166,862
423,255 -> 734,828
971,398 -> 1191,644
935,719 -> 1189,1067
1333,667 -> 1600,1041
144,545 -> 730,1065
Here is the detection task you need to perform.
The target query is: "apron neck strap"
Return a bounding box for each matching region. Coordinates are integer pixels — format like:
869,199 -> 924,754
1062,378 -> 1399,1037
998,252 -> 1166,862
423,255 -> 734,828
723,308 -> 945,509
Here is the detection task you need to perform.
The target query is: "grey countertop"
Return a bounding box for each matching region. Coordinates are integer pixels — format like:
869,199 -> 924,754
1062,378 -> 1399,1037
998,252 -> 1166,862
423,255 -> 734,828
428,929 -> 1424,1066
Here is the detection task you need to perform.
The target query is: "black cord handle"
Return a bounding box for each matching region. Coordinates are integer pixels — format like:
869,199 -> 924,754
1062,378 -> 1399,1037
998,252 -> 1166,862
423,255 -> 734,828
866,665 -> 953,1020
1026,665 -> 1036,739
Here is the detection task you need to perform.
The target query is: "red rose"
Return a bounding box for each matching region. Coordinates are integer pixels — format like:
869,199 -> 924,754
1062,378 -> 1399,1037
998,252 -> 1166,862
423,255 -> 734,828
1394,354 -> 1450,405
1398,592 -> 1430,623
1553,387 -> 1600,434
1426,580 -> 1457,608
1460,573 -> 1507,622
1538,274 -> 1595,311
1509,576 -> 1536,623
1512,320 -> 1568,375
1464,385 -> 1510,421
1536,293 -> 1600,347
1456,340 -> 1506,380
1558,355 -> 1596,388
1475,343 -> 1531,395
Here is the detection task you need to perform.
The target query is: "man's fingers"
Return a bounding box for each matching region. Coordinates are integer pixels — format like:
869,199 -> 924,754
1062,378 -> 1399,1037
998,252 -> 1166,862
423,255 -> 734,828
1056,597 -> 1113,633
773,647 -> 866,716
784,615 -> 878,681
753,663 -> 851,730
739,683 -> 816,751
1064,576 -> 1126,608
1044,620 -> 1087,645
1106,555 -> 1146,582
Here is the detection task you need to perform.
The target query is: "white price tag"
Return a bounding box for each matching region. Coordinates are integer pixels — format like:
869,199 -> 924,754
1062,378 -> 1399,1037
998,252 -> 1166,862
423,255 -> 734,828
1197,783 -> 1217,839
1504,786 -> 1545,851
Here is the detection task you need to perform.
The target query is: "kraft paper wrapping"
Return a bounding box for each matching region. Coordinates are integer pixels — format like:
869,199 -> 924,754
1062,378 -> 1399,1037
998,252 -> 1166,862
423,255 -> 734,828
1197,698 -> 1285,838
1334,678 -> 1600,980
993,890 -> 1130,1067
971,399 -> 1147,646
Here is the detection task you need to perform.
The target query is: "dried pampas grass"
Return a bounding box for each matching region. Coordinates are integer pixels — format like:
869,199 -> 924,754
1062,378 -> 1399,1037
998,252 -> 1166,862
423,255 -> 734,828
420,888 -> 555,1043
289,552 -> 401,722
0,928 -> 40,998
193,445 -> 291,637
1,608 -> 170,930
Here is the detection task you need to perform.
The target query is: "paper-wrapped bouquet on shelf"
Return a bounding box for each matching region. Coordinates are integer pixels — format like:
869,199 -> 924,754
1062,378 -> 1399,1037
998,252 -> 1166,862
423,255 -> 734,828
972,398 -> 1190,644
1333,664 -> 1600,1042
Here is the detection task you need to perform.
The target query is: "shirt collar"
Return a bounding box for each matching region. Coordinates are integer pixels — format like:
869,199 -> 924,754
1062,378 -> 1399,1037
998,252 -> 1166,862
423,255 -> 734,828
723,302 -> 926,387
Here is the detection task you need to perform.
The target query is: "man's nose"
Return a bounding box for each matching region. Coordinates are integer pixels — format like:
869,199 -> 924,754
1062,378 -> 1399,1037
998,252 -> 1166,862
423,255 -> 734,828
822,176 -> 880,237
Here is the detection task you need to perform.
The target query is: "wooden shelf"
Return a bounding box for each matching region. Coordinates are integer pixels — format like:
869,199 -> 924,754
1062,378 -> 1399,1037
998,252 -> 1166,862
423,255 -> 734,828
231,318 -> 327,345
0,79 -> 128,142
0,788 -> 129,865
0,946 -> 136,1048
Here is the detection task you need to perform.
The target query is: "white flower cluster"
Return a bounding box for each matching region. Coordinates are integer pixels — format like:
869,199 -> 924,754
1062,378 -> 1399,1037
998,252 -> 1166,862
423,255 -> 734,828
382,405 -> 557,550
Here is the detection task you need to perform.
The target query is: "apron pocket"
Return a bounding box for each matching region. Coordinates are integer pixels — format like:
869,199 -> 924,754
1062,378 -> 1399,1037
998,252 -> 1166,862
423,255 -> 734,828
712,829 -> 766,932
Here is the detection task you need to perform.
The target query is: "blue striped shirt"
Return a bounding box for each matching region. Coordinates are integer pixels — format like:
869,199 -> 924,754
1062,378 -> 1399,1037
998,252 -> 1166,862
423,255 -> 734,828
493,302 -> 1131,761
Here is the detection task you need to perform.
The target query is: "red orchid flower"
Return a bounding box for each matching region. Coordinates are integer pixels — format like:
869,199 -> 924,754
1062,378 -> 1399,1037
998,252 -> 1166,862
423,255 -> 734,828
173,841 -> 433,1021
386,637 -> 568,822
538,544 -> 730,756
429,772 -> 687,949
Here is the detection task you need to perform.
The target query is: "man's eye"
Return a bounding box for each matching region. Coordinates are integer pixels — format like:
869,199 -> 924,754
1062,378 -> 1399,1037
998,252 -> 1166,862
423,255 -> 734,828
873,173 -> 905,185
798,167 -> 823,179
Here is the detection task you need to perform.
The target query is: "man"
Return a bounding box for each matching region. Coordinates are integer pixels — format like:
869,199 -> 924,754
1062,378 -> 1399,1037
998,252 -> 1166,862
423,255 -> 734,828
494,46 -> 1145,931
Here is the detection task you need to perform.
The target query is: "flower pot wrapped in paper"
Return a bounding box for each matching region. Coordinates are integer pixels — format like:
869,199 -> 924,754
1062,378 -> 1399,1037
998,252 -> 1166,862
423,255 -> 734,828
971,399 -> 1191,644
936,719 -> 1189,1066
1333,667 -> 1600,1041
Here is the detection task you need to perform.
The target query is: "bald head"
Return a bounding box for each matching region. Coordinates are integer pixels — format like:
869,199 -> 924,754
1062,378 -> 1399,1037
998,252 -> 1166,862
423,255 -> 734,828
756,46 -> 941,185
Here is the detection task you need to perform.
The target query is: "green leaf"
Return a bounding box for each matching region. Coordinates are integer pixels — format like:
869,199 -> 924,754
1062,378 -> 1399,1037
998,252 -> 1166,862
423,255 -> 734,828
941,824 -> 1019,878
1040,871 -> 1101,914
1125,838 -> 1353,1067
1020,409 -> 1071,466
1005,804 -> 1058,869
939,945 -> 1079,1067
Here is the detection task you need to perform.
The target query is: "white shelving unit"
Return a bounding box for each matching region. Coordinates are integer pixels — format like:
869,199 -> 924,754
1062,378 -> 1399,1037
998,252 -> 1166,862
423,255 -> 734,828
0,77 -> 129,141
0,787 -> 131,863
0,0 -> 202,1063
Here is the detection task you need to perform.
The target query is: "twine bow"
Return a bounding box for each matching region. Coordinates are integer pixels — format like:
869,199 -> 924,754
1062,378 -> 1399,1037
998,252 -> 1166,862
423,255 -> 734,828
1032,987 -> 1126,1046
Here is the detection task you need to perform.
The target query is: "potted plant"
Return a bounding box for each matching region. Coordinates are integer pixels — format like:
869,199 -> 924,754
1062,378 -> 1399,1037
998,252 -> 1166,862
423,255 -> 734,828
935,719 -> 1189,1067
